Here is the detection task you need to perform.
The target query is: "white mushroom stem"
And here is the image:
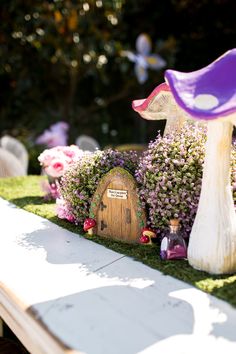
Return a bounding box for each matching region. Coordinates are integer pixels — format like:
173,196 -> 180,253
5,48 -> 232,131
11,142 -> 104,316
87,228 -> 93,236
163,106 -> 186,136
188,119 -> 236,274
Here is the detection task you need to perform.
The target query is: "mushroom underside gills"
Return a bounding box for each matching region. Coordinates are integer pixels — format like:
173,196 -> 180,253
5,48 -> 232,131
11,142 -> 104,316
132,89 -> 187,136
187,119 -> 236,274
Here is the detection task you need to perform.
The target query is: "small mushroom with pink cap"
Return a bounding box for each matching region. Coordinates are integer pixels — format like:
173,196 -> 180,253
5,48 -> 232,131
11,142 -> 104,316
132,82 -> 190,135
165,48 -> 236,274
83,218 -> 96,236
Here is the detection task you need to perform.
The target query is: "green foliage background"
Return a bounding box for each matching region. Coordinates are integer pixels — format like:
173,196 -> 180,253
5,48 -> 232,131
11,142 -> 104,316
1,0 -> 236,147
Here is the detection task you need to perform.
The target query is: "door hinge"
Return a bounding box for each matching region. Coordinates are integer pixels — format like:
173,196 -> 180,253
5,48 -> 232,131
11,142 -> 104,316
101,220 -> 108,230
100,201 -> 107,211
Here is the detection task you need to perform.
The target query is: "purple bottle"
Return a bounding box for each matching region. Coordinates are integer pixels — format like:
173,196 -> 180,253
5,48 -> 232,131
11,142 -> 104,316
160,219 -> 187,260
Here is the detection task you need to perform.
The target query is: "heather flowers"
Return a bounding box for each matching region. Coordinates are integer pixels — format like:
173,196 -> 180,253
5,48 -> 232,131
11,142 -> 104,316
56,197 -> 76,223
53,126 -> 236,236
136,124 -> 236,240
136,124 -> 206,239
57,149 -> 138,225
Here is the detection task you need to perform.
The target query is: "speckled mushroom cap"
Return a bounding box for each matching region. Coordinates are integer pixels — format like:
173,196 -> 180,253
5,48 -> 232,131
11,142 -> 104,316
132,82 -> 170,120
165,49 -> 236,120
132,82 -> 190,121
83,218 -> 96,231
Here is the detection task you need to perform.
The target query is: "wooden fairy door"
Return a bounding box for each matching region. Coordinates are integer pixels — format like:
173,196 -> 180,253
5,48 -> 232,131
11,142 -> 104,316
90,167 -> 146,243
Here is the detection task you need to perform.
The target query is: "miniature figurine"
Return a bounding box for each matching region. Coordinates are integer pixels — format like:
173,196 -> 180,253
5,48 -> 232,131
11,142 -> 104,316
83,218 -> 96,235
139,227 -> 157,245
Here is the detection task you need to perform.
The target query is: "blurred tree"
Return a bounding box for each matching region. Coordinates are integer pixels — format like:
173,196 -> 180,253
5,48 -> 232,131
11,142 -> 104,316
170,0 -> 236,71
0,0 -> 174,147
0,0 -> 235,148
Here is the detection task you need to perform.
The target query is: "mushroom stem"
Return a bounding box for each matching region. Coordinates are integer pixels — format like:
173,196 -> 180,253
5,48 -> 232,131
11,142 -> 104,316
163,113 -> 185,136
87,228 -> 93,236
188,120 -> 236,274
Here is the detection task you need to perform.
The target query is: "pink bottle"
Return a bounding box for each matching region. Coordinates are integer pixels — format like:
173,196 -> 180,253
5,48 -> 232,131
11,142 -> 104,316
160,219 -> 187,260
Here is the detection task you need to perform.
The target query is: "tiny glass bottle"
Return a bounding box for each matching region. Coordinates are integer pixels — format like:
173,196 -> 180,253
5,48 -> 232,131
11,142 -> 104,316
160,219 -> 187,260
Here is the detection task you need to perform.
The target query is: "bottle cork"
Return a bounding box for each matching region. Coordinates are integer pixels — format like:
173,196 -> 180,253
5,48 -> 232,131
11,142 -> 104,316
170,219 -> 180,226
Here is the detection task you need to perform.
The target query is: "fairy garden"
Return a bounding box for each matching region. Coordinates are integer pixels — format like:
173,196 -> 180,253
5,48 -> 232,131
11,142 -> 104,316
1,1 -> 236,279
2,6 -> 236,354
3,46 -> 236,276
1,48 -> 236,308
36,121 -> 236,264
35,47 -> 236,274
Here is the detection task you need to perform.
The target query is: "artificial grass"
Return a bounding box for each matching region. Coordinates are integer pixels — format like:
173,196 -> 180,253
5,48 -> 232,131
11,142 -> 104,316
0,175 -> 236,308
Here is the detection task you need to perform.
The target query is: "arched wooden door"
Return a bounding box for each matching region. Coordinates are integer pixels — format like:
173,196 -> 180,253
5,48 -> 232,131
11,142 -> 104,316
90,167 -> 146,243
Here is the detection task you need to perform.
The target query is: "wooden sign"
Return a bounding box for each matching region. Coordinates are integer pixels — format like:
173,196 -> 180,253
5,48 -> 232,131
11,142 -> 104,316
107,189 -> 128,199
90,167 -> 146,243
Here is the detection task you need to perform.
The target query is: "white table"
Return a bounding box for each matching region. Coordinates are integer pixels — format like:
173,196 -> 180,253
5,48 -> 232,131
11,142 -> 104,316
0,197 -> 236,354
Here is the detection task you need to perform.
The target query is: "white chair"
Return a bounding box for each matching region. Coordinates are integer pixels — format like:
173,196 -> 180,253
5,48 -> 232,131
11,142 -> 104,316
0,148 -> 26,178
75,135 -> 100,152
0,135 -> 29,174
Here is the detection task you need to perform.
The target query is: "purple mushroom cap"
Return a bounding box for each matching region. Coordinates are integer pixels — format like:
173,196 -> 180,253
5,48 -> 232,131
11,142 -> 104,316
165,49 -> 236,120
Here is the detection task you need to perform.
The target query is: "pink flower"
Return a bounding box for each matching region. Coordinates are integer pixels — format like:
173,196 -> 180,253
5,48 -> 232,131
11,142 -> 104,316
56,198 -> 75,223
63,149 -> 75,158
44,159 -> 68,178
38,145 -> 84,177
38,149 -> 54,166
61,145 -> 84,162
66,214 -> 76,223
38,145 -> 86,199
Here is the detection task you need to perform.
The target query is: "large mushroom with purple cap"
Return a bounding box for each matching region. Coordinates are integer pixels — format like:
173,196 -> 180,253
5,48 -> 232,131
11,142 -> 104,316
132,82 -> 190,135
165,49 -> 236,274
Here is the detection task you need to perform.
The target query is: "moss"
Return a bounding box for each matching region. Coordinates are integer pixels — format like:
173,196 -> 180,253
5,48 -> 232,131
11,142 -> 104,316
0,175 -> 236,308
115,144 -> 146,152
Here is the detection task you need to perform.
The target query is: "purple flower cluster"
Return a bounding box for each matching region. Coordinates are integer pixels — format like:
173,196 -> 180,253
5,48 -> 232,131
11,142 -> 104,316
56,197 -> 76,223
136,124 -> 236,240
36,121 -> 69,148
55,126 -> 236,233
57,149 -> 138,225
136,124 -> 207,239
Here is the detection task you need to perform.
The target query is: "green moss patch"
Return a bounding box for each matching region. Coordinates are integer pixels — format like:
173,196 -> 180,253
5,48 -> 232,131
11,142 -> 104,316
0,175 -> 236,308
